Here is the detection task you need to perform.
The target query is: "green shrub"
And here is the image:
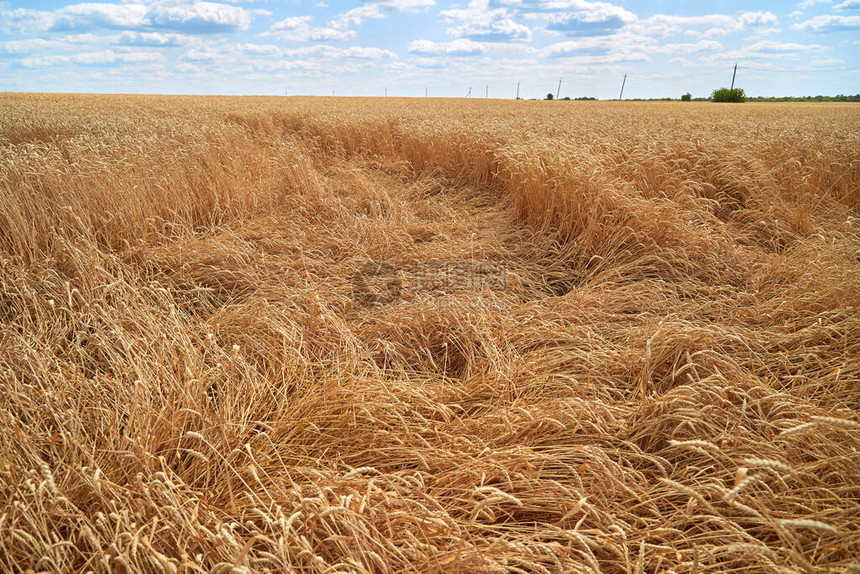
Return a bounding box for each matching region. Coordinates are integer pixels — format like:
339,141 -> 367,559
681,93 -> 692,102
711,87 -> 747,103
545,93 -> 554,100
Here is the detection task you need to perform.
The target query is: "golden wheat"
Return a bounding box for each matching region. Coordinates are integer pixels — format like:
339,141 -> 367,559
1,93 -> 859,572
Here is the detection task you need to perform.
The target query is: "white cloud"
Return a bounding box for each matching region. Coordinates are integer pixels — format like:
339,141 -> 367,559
174,62 -> 202,73
0,38 -> 67,54
441,0 -> 640,42
440,0 -> 532,41
541,1 -> 636,36
739,12 -> 779,27
448,17 -> 532,41
246,54 -> 389,78
545,10 -> 634,36
744,39 -> 826,52
119,51 -> 164,63
0,6 -> 67,34
466,0 -> 637,37
147,2 -> 254,33
183,46 -> 220,60
342,46 -> 398,59
798,0 -> 831,8
0,34 -> 129,54
637,11 -> 778,38
270,16 -> 312,32
21,49 -> 164,67
329,0 -> 434,30
308,28 -> 355,41
51,3 -> 149,31
250,59 -> 319,72
237,43 -> 281,55
0,2 -> 258,35
408,38 -> 488,55
794,14 -> 860,31
544,32 -> 651,61
74,49 -> 127,64
746,27 -> 781,37
330,4 -> 382,29
650,40 -> 723,54
266,16 -> 356,41
380,0 -> 436,11
172,39 -> 396,80
496,0 -> 627,11
279,44 -> 397,60
720,40 -> 828,61
119,31 -> 188,46
66,33 -> 118,44
834,0 -> 860,9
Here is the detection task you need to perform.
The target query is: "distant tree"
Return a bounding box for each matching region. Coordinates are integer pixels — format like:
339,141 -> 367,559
545,93 -> 554,100
711,87 -> 747,103
747,94 -> 860,102
681,92 -> 692,101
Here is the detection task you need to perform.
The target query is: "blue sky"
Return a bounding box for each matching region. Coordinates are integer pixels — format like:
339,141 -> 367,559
1,0 -> 858,98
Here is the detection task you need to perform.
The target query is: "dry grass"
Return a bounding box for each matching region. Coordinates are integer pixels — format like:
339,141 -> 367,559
1,93 -> 859,573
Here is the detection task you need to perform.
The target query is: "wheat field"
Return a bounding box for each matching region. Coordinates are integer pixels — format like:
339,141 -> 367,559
1,93 -> 859,573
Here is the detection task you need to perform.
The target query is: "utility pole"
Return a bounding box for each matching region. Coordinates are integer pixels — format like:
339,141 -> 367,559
516,82 -> 520,100
730,63 -> 738,91
384,88 -> 387,97
425,87 -> 428,98
619,73 -> 627,99
466,86 -> 471,98
556,78 -> 562,100
485,85 -> 488,99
